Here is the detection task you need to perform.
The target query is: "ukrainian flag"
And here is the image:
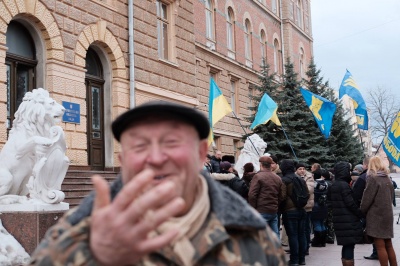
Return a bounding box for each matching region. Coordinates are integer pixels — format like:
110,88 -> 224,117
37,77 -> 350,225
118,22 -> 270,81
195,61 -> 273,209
339,70 -> 368,130
382,111 -> 400,167
300,87 -> 336,139
251,93 -> 281,130
208,78 -> 232,145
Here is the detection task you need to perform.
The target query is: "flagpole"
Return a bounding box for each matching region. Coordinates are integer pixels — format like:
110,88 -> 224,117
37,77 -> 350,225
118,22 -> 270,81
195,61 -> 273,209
280,125 -> 298,161
231,111 -> 261,156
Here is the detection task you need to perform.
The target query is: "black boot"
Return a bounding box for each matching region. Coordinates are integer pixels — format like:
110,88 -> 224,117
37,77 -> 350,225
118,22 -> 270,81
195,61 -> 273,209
319,231 -> 326,247
311,231 -> 321,247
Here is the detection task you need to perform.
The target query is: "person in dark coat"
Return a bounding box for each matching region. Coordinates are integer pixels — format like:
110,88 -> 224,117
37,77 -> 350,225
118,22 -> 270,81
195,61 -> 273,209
210,150 -> 222,173
310,169 -> 328,247
203,154 -> 213,174
327,161 -> 363,266
211,161 -> 249,200
242,162 -> 256,187
360,156 -> 397,266
280,159 -> 307,266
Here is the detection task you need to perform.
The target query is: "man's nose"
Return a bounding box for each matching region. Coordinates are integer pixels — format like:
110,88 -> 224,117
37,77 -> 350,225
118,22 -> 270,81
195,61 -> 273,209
146,144 -> 167,165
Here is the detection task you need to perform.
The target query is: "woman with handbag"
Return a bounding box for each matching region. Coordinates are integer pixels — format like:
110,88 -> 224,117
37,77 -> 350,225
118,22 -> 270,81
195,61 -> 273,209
361,156 -> 397,266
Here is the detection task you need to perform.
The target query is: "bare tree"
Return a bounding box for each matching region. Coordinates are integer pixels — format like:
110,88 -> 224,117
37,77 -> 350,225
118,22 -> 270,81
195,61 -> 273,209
367,87 -> 400,171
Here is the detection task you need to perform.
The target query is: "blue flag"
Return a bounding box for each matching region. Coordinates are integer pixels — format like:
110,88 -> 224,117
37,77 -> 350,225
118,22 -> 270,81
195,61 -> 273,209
208,78 -> 232,145
251,93 -> 281,130
339,70 -> 368,130
300,87 -> 336,139
382,111 -> 400,167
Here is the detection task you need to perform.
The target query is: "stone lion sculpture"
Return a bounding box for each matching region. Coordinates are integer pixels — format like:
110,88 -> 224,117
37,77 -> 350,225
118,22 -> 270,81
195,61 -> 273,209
234,133 -> 267,178
0,88 -> 69,204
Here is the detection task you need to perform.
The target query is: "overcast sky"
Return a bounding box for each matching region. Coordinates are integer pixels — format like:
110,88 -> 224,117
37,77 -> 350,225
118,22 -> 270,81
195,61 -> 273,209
311,0 -> 400,101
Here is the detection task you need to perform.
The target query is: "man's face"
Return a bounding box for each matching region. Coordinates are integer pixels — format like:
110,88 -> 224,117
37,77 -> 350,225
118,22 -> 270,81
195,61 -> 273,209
118,119 -> 208,215
215,151 -> 222,159
296,167 -> 306,177
271,161 -> 277,171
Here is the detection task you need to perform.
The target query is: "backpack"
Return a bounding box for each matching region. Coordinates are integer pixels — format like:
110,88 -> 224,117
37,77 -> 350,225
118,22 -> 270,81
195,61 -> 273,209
289,175 -> 310,208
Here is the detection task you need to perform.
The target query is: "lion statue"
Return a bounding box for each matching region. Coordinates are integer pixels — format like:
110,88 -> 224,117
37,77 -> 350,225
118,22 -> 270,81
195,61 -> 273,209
234,134 -> 267,178
0,88 -> 69,204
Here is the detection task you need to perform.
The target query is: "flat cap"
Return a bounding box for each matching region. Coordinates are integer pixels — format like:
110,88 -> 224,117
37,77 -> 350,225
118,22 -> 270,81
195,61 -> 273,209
112,101 -> 210,142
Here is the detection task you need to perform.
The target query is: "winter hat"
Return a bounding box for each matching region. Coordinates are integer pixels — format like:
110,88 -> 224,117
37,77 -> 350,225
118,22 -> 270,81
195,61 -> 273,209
354,164 -> 363,173
321,169 -> 331,179
259,156 -> 273,164
351,171 -> 360,177
243,162 -> 254,173
220,161 -> 232,171
295,162 -> 306,170
313,168 -> 322,180
206,154 -> 212,159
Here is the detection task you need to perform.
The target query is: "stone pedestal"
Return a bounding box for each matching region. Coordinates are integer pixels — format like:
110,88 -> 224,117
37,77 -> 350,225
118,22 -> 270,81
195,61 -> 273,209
0,203 -> 69,254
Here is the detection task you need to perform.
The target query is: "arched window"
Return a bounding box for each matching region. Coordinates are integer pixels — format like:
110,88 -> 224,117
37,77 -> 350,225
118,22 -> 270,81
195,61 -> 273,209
299,48 -> 305,78
244,19 -> 252,60
273,39 -> 280,73
297,0 -> 303,28
260,30 -> 267,65
226,7 -> 235,51
6,21 -> 37,132
205,0 -> 214,40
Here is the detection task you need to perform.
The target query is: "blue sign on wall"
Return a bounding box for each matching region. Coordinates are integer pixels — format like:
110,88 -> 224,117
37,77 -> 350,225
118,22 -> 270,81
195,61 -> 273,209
62,101 -> 80,124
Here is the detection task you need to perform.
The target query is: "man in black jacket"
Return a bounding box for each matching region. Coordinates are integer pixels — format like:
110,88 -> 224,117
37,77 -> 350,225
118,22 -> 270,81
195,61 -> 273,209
210,150 -> 222,173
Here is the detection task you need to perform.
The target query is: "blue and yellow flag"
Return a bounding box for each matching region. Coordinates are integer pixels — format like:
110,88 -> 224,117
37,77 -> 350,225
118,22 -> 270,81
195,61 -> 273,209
382,111 -> 400,167
339,70 -> 368,130
300,87 -> 336,139
208,78 -> 232,145
250,93 -> 281,130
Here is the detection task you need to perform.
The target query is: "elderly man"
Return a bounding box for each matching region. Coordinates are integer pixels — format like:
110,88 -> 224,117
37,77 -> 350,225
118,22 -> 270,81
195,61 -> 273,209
29,101 -> 286,266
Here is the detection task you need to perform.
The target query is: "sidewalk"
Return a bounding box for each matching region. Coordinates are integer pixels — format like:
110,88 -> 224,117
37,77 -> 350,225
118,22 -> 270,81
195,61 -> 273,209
286,199 -> 400,265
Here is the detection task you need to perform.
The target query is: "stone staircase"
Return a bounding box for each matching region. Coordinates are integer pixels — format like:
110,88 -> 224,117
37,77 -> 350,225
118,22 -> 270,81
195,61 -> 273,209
62,170 -> 119,208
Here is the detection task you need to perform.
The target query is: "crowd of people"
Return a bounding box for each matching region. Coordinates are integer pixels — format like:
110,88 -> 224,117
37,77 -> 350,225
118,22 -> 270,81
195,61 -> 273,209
28,101 -> 397,266
204,151 -> 398,266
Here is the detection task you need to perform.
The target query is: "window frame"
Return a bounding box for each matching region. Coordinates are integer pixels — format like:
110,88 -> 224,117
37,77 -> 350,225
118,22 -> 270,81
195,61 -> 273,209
226,7 -> 235,51
244,19 -> 252,60
296,0 -> 303,28
205,0 -> 215,40
260,30 -> 267,66
156,0 -> 177,63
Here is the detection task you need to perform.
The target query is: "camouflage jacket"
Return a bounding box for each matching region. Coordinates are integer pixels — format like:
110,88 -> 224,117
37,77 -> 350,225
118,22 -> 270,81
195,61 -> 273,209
30,173 -> 287,266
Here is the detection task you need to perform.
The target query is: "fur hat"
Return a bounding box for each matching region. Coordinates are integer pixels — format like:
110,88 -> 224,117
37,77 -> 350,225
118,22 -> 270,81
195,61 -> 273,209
259,156 -> 273,164
220,161 -> 232,171
295,162 -> 306,170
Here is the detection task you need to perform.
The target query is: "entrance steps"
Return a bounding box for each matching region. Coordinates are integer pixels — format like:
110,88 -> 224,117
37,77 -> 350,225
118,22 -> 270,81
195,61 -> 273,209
62,170 -> 119,208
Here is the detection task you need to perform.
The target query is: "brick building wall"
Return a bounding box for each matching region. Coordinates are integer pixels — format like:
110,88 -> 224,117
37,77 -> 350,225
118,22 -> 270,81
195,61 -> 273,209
0,0 -> 313,168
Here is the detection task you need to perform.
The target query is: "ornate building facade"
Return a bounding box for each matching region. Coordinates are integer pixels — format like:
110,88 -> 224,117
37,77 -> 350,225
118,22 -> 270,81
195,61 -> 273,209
0,0 -> 313,170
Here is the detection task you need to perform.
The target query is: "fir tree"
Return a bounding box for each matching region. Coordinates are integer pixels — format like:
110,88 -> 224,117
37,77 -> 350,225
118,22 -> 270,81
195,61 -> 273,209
272,57 -> 330,165
304,58 -> 364,167
325,88 -> 364,166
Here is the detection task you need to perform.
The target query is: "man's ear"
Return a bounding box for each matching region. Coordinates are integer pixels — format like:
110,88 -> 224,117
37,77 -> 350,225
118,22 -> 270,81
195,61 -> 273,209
198,139 -> 208,167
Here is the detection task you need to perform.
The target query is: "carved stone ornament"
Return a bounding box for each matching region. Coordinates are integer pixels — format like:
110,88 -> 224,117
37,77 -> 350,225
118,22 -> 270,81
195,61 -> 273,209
234,133 -> 267,178
0,88 -> 70,205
